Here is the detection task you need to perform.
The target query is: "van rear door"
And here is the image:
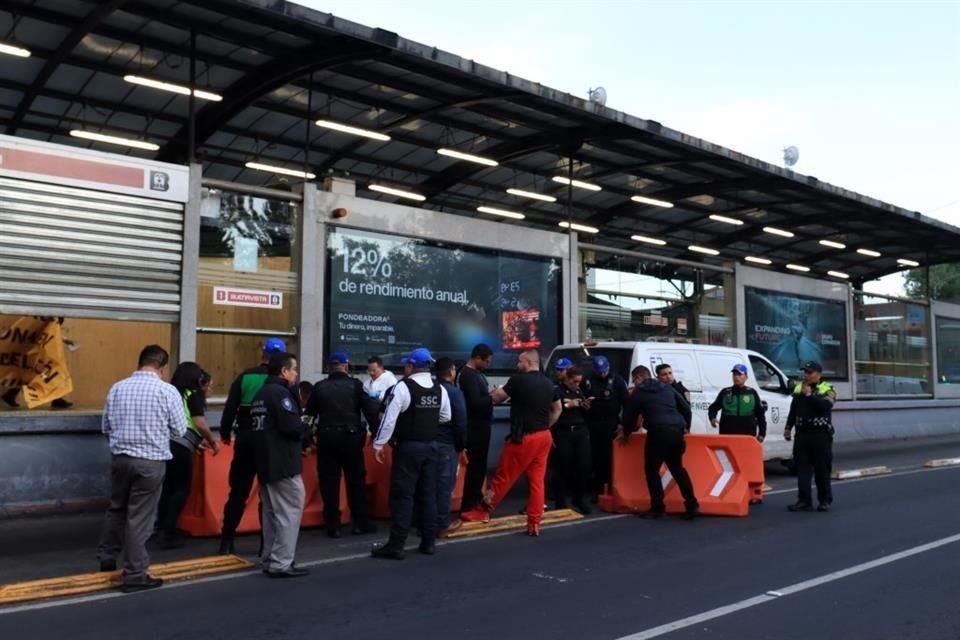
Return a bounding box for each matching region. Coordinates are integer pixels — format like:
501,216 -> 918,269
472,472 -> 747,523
547,346 -> 634,380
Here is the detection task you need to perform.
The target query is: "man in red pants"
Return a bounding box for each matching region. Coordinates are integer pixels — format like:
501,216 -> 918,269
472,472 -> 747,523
460,349 -> 561,536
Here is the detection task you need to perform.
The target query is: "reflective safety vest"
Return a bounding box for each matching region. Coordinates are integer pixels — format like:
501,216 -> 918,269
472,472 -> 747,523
792,381 -> 833,396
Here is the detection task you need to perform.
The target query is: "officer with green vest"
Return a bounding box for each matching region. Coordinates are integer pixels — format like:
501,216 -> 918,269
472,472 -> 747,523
218,337 -> 287,554
707,364 -> 767,441
784,360 -> 836,513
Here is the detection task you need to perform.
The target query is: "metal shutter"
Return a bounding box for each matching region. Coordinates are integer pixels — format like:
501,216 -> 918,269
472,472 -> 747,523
0,177 -> 184,321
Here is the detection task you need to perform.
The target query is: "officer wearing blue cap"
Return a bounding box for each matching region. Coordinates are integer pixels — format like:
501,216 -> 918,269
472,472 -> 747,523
371,347 -> 451,559
304,352 -> 379,538
219,336 -> 287,554
582,354 -> 628,495
707,364 -> 767,441
552,358 -> 573,383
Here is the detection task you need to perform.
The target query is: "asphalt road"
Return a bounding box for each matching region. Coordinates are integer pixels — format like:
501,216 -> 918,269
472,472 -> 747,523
2,437 -> 960,639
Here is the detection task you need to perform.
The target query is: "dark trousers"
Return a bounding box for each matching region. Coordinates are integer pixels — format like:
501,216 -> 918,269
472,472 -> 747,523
316,428 -> 368,530
794,431 -> 833,505
435,442 -> 459,530
461,420 -> 491,511
388,441 -> 438,545
221,432 -> 257,539
551,425 -> 592,506
588,418 -> 617,493
157,442 -> 194,538
98,455 -> 165,583
644,429 -> 698,513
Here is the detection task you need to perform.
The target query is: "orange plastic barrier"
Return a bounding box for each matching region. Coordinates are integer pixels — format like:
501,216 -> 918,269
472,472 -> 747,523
598,433 -> 764,517
177,446 -> 350,537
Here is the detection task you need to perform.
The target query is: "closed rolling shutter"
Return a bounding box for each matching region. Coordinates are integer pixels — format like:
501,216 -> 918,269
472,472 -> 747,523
0,176 -> 184,322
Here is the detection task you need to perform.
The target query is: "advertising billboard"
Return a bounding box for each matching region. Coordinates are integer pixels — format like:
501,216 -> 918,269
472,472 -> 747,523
327,227 -> 561,371
744,287 -> 848,380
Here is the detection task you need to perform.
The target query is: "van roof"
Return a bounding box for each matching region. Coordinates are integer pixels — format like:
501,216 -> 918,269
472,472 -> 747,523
554,342 -> 749,355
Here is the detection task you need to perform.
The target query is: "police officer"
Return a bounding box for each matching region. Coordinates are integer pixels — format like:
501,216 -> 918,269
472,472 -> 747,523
552,357 -> 572,384
583,355 -> 628,495
656,363 -> 690,402
218,337 -> 287,555
371,347 -> 450,559
708,364 -> 767,441
251,351 -> 309,577
552,366 -> 592,514
304,352 -> 377,538
620,365 -> 699,519
784,361 -> 836,512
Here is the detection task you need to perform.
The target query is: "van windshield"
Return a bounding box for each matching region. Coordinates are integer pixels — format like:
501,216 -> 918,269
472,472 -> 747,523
548,346 -> 633,380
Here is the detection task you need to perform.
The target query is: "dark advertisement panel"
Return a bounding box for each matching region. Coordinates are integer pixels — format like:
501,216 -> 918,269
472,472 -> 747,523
327,227 -> 561,371
744,287 -> 848,380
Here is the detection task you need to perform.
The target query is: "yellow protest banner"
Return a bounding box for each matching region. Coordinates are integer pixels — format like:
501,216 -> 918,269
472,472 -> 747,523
0,317 -> 73,408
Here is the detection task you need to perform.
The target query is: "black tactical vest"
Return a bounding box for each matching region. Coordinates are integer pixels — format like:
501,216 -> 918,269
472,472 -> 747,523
394,378 -> 441,442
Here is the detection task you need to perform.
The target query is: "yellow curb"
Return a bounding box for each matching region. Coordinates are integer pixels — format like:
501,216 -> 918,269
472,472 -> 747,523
924,458 -> 960,468
832,466 -> 892,480
446,508 -> 584,539
0,555 -> 253,605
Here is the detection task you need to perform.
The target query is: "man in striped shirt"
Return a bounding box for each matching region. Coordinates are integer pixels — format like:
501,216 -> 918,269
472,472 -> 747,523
97,345 -> 188,593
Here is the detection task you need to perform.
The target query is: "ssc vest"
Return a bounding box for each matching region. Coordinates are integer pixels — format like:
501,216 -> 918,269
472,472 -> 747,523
394,379 -> 441,442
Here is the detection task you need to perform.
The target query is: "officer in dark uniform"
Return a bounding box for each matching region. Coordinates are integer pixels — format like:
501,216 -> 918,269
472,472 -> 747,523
251,351 -> 310,577
708,364 -> 767,441
552,357 -> 572,384
784,361 -> 836,512
304,351 -> 377,538
552,366 -> 592,514
371,347 -> 450,559
218,337 -> 286,555
583,355 -> 628,495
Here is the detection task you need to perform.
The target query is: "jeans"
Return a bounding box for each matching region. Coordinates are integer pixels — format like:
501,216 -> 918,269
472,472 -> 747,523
435,442 -> 458,530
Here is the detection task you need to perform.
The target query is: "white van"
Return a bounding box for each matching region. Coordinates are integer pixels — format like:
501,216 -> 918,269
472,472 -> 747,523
547,340 -> 795,463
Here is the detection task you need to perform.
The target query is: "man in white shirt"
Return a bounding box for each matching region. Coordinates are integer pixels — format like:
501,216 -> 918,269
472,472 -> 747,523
371,347 -> 450,560
362,356 -> 397,432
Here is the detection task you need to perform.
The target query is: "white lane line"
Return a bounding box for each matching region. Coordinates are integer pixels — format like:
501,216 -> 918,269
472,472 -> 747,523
614,532 -> 960,640
0,514 -> 626,616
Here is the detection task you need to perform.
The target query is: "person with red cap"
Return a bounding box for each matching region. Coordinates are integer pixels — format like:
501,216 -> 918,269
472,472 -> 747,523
460,349 -> 561,536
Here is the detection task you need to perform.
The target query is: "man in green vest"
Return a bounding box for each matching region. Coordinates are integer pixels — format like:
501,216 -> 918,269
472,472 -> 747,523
218,337 -> 286,554
784,360 -> 837,513
707,364 -> 767,441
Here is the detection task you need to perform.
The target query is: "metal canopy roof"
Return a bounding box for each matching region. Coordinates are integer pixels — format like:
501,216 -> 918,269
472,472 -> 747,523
1,0 -> 955,284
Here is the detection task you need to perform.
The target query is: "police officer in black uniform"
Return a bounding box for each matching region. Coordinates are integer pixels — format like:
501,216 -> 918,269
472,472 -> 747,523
251,351 -> 310,577
583,355 -> 628,495
552,366 -> 592,514
218,337 -> 287,555
304,351 -> 377,538
784,361 -> 837,512
370,348 -> 450,560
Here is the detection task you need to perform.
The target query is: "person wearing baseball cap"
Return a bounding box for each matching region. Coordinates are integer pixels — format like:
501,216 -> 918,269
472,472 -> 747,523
582,353 -> 628,496
551,357 -> 573,383
785,361 -> 836,513
303,351 -> 379,538
707,363 -> 767,442
218,336 -> 288,554
371,347 -> 451,559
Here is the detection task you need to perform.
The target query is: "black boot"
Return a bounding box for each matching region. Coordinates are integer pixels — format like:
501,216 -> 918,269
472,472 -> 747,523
218,537 -> 235,555
371,538 -> 406,560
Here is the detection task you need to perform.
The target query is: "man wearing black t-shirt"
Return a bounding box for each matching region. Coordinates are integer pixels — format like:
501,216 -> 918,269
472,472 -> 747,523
456,343 -> 494,512
460,349 -> 561,536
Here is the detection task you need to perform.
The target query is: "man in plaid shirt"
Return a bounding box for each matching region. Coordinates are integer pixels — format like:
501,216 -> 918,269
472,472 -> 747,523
97,345 -> 188,593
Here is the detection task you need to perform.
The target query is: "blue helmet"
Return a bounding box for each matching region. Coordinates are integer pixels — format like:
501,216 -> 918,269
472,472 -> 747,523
554,358 -> 573,371
263,337 -> 287,353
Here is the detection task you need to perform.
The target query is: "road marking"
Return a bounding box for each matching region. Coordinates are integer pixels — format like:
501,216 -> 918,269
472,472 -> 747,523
832,466 -> 892,479
924,457 -> 960,468
614,532 -> 960,639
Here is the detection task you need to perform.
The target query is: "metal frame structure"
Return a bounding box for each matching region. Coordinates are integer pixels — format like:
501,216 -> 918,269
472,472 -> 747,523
2,0 -> 957,286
